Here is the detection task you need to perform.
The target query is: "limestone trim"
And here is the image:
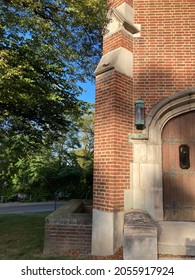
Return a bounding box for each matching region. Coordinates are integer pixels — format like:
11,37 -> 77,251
130,88 -> 195,143
95,47 -> 133,77
146,88 -> 195,144
105,3 -> 141,38
91,209 -> 124,256
127,88 -> 195,221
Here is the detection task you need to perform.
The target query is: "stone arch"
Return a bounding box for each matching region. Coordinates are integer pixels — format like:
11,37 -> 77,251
146,88 -> 195,145
128,88 -> 195,221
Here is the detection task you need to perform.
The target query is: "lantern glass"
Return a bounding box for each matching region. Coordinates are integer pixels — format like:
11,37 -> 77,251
135,97 -> 145,130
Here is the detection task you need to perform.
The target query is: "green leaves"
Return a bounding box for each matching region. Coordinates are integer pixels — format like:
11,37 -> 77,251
0,0 -> 106,141
0,0 -> 103,198
0,104 -> 94,199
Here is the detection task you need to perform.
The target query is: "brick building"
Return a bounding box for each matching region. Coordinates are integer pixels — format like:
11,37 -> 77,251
92,0 -> 195,256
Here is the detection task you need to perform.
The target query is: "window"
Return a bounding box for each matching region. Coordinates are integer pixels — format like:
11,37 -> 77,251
179,144 -> 190,169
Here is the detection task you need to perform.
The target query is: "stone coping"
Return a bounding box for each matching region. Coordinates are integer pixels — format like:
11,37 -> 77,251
45,199 -> 92,225
124,209 -> 157,228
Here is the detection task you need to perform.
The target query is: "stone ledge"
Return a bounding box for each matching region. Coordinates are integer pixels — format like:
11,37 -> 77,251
45,199 -> 92,225
95,47 -> 133,77
124,209 -> 157,227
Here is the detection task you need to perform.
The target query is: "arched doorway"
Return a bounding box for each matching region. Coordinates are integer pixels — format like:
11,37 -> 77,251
129,89 -> 195,255
129,88 -> 195,221
162,111 -> 195,221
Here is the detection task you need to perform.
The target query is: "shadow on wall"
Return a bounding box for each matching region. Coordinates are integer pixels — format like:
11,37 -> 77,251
186,238 -> 195,256
135,60 -> 194,114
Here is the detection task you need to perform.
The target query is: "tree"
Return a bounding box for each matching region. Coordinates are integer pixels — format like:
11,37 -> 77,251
0,106 -> 94,200
75,108 -> 94,168
0,0 -> 104,199
0,0 -> 106,142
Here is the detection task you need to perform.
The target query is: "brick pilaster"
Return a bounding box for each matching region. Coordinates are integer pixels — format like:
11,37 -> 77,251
93,0 -> 135,213
92,0 -> 135,256
93,70 -> 133,212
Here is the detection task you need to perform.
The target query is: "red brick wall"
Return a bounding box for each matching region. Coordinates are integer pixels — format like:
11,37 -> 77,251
93,70 -> 133,212
103,32 -> 133,54
133,0 -> 195,119
93,0 -> 195,212
44,223 -> 92,255
93,0 -> 134,212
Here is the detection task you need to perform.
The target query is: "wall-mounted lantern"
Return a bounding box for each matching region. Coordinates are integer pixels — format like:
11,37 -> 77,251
135,97 -> 145,130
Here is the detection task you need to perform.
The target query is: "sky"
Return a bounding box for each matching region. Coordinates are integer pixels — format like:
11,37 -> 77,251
78,81 -> 95,104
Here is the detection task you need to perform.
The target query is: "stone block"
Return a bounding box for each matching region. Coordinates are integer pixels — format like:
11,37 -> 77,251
140,163 -> 161,190
123,209 -> 157,260
92,209 -> 124,256
133,143 -> 147,163
130,163 -> 140,189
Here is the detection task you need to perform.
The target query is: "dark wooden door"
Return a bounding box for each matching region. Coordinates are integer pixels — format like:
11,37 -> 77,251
162,111 -> 195,221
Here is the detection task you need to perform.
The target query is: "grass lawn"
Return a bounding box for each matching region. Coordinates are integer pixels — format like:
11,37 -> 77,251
0,212 -> 122,260
0,212 -> 77,260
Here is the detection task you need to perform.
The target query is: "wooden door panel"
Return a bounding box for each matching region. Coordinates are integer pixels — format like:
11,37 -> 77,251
162,111 -> 195,221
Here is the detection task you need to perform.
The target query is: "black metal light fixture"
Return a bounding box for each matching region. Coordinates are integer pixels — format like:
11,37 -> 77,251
135,97 -> 145,130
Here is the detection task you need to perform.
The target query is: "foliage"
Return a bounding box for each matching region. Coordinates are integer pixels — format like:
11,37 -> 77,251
0,0 -> 104,199
0,108 -> 94,200
0,0 -> 106,141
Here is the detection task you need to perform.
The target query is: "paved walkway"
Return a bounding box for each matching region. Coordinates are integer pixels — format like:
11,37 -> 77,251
0,201 -> 66,214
